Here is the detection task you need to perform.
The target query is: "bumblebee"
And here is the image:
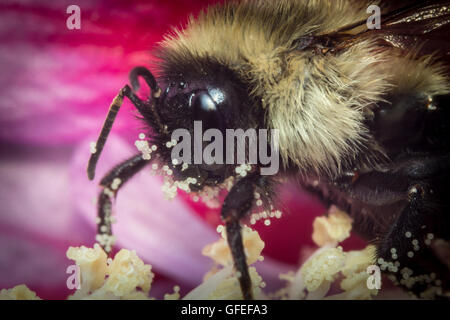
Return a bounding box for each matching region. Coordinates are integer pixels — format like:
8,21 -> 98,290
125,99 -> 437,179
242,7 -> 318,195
88,0 -> 450,299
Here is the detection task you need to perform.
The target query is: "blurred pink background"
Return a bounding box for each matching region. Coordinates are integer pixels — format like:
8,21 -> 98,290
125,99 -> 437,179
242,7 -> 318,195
0,0 -> 365,299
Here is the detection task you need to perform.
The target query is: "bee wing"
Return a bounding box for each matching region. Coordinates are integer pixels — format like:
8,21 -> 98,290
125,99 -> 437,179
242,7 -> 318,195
375,0 -> 450,56
321,1 -> 450,58
381,0 -> 450,29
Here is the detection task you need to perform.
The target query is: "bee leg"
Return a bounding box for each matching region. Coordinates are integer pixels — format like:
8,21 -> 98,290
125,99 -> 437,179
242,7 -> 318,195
96,154 -> 149,254
224,220 -> 252,299
376,183 -> 450,298
221,174 -> 264,300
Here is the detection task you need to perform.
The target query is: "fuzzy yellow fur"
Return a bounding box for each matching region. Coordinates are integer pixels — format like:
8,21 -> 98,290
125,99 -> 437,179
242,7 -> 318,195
160,0 -> 450,176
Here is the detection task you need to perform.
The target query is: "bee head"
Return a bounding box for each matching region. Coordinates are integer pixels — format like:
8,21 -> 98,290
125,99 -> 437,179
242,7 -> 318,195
143,58 -> 263,191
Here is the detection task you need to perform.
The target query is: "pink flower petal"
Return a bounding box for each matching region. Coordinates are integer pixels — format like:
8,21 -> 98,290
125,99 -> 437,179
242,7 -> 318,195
0,0 -> 218,146
0,226 -> 73,300
0,146 -> 90,240
0,145 -> 95,298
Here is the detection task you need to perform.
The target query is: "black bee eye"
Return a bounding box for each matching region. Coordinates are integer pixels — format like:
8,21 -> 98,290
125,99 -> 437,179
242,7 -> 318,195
190,90 -> 225,130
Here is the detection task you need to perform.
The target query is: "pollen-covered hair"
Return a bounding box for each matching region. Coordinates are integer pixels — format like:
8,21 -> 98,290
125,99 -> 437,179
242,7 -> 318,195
157,0 -> 450,177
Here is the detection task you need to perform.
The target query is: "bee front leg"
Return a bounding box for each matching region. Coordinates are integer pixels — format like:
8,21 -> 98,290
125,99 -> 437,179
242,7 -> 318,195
221,174 -> 271,300
96,154 -> 149,254
224,219 -> 252,299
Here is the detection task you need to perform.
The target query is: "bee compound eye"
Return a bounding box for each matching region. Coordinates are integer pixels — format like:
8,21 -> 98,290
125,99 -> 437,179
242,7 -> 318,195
190,90 -> 225,131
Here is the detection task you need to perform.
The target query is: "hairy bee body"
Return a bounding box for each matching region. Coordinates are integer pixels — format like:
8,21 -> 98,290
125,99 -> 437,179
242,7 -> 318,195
160,0 -> 449,176
90,0 -> 450,299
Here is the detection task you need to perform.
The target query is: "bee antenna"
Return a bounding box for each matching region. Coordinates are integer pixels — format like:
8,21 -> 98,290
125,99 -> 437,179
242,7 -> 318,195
129,66 -> 161,99
129,66 -> 165,132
